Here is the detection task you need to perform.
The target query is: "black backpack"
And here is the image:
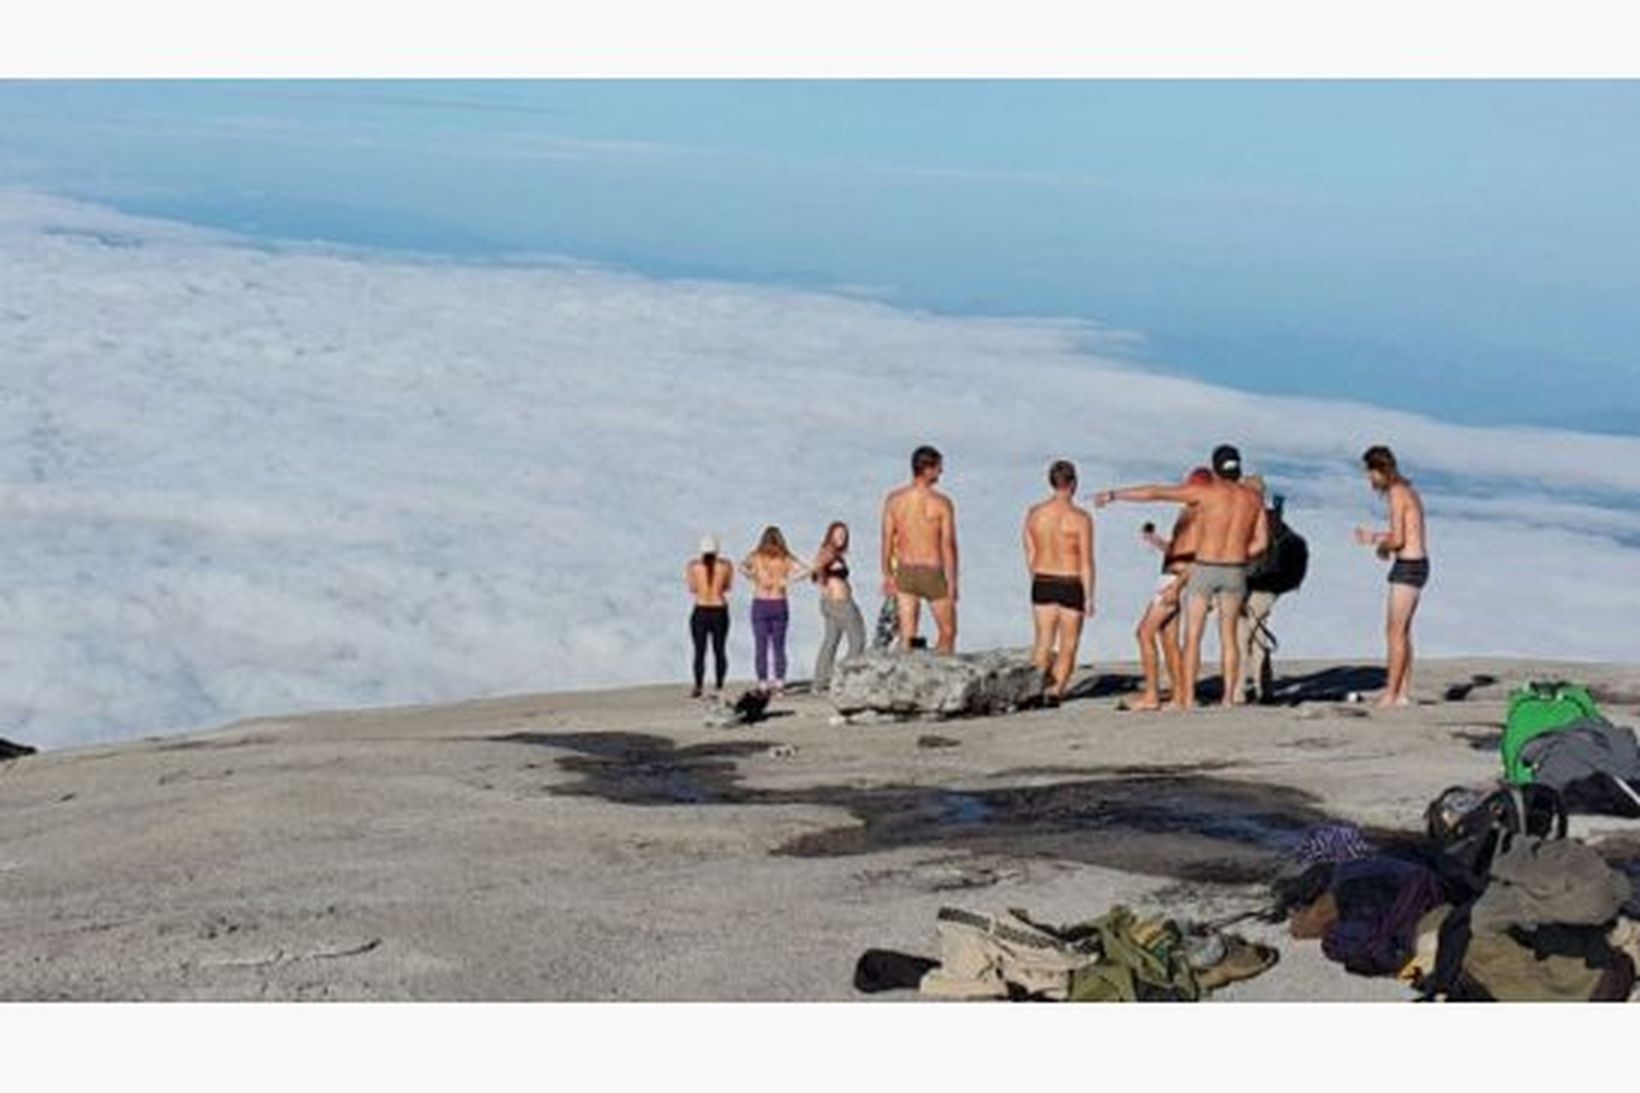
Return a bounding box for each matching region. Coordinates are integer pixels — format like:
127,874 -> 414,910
1424,782 -> 1568,898
1246,506 -> 1308,595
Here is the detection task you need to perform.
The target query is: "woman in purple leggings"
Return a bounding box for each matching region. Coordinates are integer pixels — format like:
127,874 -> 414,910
739,526 -> 811,694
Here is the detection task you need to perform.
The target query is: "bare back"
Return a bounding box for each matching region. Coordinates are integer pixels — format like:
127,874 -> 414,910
1167,506 -> 1201,566
1025,497 -> 1093,578
1192,480 -> 1268,565
885,484 -> 954,568
1389,482 -> 1428,560
743,551 -> 804,599
686,557 -> 732,606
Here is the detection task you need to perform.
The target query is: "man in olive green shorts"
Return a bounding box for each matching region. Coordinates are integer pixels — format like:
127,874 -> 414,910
881,445 -> 959,652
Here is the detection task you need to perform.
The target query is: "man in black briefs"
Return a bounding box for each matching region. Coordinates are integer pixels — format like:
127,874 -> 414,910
1353,445 -> 1430,707
1023,459 -> 1096,703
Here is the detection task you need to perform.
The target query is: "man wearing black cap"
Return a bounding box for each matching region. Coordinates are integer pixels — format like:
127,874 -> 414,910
1094,445 -> 1269,709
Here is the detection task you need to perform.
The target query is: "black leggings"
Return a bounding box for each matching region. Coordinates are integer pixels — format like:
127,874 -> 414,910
690,606 -> 730,689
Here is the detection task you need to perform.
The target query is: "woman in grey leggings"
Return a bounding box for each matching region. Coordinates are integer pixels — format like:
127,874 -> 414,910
811,521 -> 866,692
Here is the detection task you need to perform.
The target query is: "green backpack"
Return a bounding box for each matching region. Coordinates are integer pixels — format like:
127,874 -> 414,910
1500,681 -> 1604,785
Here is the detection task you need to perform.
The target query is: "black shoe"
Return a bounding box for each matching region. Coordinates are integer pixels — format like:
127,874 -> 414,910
690,687 -> 702,699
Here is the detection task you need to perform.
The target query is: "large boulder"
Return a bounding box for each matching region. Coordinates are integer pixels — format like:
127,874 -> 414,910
828,649 -> 1046,719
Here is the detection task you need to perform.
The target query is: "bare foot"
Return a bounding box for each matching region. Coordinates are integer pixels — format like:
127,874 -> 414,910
1129,694 -> 1163,712
1373,694 -> 1411,709
1169,699 -> 1192,712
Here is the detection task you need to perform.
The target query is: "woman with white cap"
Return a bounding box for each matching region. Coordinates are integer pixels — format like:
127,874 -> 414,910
685,534 -> 734,697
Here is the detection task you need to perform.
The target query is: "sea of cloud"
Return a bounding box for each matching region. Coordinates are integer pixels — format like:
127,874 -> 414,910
3,189 -> 1638,748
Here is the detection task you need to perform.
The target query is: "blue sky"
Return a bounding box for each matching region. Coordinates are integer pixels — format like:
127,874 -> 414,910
2,80 -> 1637,431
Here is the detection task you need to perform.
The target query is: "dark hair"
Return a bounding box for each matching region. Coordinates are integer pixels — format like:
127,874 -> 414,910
911,445 -> 943,478
1048,459 -> 1077,491
813,521 -> 850,582
700,552 -> 718,579
1362,445 -> 1404,487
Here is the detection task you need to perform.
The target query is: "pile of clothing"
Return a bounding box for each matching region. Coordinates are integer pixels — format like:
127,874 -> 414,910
1277,803 -> 1640,1001
854,904 -> 1279,1002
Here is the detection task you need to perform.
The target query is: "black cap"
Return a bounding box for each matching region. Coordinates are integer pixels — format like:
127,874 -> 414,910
1211,444 -> 1243,480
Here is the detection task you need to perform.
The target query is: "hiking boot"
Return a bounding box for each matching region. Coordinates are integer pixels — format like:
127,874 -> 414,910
1195,935 -> 1280,991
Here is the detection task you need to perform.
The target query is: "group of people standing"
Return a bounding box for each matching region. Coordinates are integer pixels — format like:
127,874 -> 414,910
686,442 -> 1429,710
684,523 -> 867,698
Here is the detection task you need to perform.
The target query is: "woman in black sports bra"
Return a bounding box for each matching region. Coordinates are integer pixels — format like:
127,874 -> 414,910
811,521 -> 866,692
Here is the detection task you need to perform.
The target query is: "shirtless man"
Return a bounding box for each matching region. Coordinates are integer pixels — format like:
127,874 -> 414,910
881,445 -> 959,653
1132,466 -> 1212,710
1353,445 -> 1429,708
1094,445 -> 1269,709
1022,459 -> 1096,702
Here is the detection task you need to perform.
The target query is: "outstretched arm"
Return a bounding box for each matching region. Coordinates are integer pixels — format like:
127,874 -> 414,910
1094,483 -> 1197,508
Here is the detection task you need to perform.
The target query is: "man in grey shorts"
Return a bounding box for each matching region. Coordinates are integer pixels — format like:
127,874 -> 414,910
1095,444 -> 1270,709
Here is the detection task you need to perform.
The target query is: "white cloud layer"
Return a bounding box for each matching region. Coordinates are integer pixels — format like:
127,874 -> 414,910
3,189 -> 1638,748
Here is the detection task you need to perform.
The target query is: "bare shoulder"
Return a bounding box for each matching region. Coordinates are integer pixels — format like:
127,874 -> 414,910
933,488 -> 955,514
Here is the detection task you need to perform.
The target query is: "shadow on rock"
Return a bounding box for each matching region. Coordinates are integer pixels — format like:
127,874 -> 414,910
1266,665 -> 1388,705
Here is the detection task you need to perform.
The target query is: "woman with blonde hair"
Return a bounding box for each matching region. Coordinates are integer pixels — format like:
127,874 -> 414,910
741,526 -> 811,694
811,521 -> 866,693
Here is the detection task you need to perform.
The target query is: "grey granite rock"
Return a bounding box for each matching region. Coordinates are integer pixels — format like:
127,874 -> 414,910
829,649 -> 1046,719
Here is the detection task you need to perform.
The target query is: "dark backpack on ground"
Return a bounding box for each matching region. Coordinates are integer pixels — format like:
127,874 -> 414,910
1424,782 -> 1569,900
1245,505 -> 1308,596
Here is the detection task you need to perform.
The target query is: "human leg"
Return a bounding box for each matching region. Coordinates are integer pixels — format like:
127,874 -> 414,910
768,601 -> 790,685
1382,584 -> 1421,707
1032,603 -> 1059,680
895,592 -> 922,649
814,599 -> 844,691
709,610 -> 729,689
1239,591 -> 1276,702
1050,608 -> 1084,698
1178,593 -> 1211,710
689,608 -> 709,694
751,601 -> 774,686
842,598 -> 866,659
1216,592 -> 1246,707
1134,599 -> 1171,710
930,595 -> 957,654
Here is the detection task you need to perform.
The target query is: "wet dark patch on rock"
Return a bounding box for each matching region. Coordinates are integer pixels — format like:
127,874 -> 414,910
1282,737 -> 1343,751
916,735 -> 961,749
1451,729 -> 1502,751
493,732 -> 771,805
984,761 -> 1242,779
498,731 -> 1361,885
